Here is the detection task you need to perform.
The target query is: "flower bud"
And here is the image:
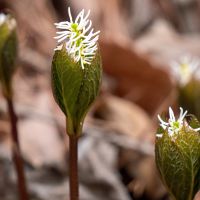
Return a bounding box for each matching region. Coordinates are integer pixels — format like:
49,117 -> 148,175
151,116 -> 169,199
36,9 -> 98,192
51,8 -> 102,137
155,107 -> 200,200
0,13 -> 17,99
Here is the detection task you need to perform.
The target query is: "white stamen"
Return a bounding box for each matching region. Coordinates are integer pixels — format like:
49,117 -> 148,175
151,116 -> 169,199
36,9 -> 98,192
68,7 -> 73,23
157,107 -> 200,140
54,8 -> 99,69
194,128 -> 200,132
157,107 -> 189,140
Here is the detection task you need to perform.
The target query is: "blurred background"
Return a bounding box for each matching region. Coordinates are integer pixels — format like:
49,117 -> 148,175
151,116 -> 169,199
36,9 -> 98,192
1,0 -> 200,199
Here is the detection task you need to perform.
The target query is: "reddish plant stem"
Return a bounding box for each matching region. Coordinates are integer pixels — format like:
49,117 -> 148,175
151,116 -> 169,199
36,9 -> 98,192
7,98 -> 29,200
69,135 -> 79,200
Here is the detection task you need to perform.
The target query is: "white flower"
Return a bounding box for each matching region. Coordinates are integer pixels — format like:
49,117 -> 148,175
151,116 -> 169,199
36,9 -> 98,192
157,107 -> 200,140
54,7 -> 100,69
170,54 -> 200,87
0,13 -> 6,26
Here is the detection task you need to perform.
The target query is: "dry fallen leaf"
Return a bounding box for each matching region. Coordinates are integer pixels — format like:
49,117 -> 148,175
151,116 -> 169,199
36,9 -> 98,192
18,118 -> 67,171
99,36 -> 173,115
93,93 -> 156,144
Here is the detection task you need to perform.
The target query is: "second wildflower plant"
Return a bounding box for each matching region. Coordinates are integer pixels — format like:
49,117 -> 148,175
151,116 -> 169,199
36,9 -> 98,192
155,107 -> 200,200
0,13 -> 29,200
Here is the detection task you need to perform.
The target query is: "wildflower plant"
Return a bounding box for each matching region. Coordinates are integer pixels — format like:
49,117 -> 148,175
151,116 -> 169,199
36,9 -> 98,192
170,54 -> 200,119
52,7 -> 102,137
155,107 -> 200,200
0,13 -> 17,99
51,7 -> 102,200
0,13 -> 29,200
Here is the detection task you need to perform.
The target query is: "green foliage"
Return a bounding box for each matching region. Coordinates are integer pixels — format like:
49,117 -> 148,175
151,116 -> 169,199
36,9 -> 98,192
51,42 -> 102,136
155,117 -> 200,200
0,14 -> 17,99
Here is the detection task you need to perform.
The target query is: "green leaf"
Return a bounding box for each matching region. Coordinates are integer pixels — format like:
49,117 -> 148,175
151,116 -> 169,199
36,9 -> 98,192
75,45 -> 102,135
51,43 -> 84,135
51,42 -> 102,136
155,122 -> 200,200
176,122 -> 200,199
155,128 -> 188,200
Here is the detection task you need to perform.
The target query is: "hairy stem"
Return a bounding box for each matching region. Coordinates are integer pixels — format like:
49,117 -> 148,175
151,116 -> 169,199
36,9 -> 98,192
69,135 -> 79,200
7,98 -> 29,200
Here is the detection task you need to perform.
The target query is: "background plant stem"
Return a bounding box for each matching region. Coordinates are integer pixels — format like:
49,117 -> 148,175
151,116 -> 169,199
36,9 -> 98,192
7,98 -> 29,200
69,135 -> 79,200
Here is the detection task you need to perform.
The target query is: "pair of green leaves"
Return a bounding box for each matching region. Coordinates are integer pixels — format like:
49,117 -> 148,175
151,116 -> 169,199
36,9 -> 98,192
0,14 -> 17,99
51,43 -> 102,137
155,114 -> 200,200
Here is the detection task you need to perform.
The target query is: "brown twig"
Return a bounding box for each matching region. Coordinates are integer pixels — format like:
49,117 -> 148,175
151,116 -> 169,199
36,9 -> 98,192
7,98 -> 29,200
69,135 -> 79,200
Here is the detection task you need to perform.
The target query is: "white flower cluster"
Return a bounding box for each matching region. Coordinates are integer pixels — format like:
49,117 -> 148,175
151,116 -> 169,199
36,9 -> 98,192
0,13 -> 6,26
54,7 -> 100,69
157,107 -> 200,140
170,54 -> 200,87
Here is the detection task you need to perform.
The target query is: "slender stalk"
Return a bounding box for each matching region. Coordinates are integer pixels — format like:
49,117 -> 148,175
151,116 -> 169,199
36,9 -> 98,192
69,135 -> 79,200
7,98 -> 29,200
